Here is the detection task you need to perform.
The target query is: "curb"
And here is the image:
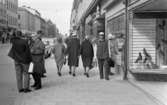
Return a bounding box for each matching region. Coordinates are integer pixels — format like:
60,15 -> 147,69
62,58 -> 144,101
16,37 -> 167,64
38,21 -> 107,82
128,80 -> 165,105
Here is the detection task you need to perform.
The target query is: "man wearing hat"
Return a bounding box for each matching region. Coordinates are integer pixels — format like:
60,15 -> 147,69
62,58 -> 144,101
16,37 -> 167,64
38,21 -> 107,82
96,32 -> 110,80
66,31 -> 80,76
30,30 -> 45,90
103,33 -> 118,79
80,35 -> 94,78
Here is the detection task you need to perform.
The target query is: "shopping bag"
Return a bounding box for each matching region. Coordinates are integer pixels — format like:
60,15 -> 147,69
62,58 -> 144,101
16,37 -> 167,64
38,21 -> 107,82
91,58 -> 97,69
28,62 -> 34,74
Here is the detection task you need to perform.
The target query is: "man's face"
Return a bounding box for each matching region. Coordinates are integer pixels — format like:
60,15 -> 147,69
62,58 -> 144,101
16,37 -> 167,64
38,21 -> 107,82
99,35 -> 104,40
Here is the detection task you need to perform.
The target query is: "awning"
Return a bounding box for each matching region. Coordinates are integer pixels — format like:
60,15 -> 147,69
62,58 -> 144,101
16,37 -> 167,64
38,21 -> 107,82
135,0 -> 167,12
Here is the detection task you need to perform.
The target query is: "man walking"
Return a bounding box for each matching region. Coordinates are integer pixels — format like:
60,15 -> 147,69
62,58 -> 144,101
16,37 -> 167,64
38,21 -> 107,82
96,32 -> 109,80
80,35 -> 94,77
66,31 -> 80,77
8,31 -> 32,93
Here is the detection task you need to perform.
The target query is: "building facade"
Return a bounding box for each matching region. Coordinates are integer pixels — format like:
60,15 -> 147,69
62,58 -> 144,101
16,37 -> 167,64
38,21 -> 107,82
71,0 -> 167,73
18,7 -> 35,34
6,0 -> 18,30
0,0 -> 7,31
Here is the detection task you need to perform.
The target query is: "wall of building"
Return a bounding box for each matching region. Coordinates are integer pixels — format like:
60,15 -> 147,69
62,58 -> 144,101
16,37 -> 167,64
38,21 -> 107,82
18,8 -> 36,33
0,0 -> 7,29
34,15 -> 41,32
6,0 -> 18,29
70,0 -> 95,30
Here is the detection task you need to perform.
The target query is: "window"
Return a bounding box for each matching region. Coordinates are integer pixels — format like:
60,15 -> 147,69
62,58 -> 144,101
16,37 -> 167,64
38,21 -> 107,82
107,14 -> 125,35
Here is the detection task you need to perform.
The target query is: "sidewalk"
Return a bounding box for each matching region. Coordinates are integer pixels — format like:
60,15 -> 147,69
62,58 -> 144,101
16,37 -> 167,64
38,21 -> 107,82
14,58 -> 159,105
129,75 -> 167,105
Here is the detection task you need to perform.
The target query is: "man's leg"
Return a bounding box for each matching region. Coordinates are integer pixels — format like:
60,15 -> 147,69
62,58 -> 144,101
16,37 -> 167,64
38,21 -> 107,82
22,64 -> 30,90
14,62 -> 23,92
69,66 -> 72,75
72,66 -> 76,77
32,73 -> 38,87
98,59 -> 104,79
104,59 -> 110,80
35,73 -> 42,90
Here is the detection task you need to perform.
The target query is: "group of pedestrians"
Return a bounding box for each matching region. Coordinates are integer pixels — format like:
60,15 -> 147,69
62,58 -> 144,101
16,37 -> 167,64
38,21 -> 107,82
8,29 -> 125,93
0,30 -> 13,44
52,31 -> 125,80
8,30 -> 46,93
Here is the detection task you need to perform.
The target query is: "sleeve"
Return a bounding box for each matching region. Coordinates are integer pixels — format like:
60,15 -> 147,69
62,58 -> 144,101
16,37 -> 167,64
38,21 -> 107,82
91,43 -> 94,57
94,44 -> 97,59
80,42 -> 83,55
104,40 -> 109,58
25,41 -> 32,62
114,40 -> 119,54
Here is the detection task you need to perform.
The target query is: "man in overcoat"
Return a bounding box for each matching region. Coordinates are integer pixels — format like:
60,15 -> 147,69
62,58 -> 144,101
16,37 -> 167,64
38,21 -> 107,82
66,31 -> 80,76
80,35 -> 94,77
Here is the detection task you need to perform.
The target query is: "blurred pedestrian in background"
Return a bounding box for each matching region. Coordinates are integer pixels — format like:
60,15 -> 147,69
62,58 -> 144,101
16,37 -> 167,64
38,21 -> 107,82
2,31 -> 7,44
66,31 -> 80,77
52,37 -> 66,76
80,35 -> 94,78
115,33 -> 125,74
96,32 -> 109,80
104,33 -> 117,80
8,31 -> 32,93
30,30 -> 45,90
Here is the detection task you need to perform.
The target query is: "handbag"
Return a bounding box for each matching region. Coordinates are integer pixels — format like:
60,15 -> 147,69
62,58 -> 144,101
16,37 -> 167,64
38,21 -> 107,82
28,62 -> 34,74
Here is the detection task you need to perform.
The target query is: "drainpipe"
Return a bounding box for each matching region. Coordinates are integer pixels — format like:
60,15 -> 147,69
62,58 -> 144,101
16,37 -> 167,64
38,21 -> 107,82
123,0 -> 129,80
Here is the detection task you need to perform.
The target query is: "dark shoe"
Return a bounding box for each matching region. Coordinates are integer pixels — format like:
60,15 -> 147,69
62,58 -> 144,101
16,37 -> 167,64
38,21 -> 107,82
41,74 -> 47,78
31,84 -> 37,88
58,72 -> 62,76
100,77 -> 104,79
34,86 -> 42,90
109,72 -> 114,75
86,73 -> 89,78
19,89 -> 25,93
84,72 -> 87,75
105,78 -> 110,80
24,89 -> 32,93
69,71 -> 72,75
72,73 -> 76,77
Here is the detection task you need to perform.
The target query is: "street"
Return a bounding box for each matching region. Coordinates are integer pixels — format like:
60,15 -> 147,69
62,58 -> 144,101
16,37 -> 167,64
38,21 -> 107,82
0,44 -> 161,105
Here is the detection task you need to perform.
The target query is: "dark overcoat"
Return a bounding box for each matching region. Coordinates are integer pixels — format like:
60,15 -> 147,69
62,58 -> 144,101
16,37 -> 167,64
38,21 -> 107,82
30,38 -> 46,74
8,37 -> 32,64
67,37 -> 80,67
80,39 -> 94,67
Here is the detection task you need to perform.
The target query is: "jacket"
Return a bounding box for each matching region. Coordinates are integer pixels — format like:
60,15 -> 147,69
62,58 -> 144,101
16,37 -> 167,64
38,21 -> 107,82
8,37 -> 32,64
96,40 -> 109,59
80,39 -> 94,58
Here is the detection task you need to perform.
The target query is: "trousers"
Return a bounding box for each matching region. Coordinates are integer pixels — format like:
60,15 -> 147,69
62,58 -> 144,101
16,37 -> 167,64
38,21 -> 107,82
98,59 -> 109,79
14,61 -> 30,91
32,73 -> 41,88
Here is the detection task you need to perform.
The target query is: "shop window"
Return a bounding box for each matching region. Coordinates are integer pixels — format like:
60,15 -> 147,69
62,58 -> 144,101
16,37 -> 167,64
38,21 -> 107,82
107,14 -> 125,35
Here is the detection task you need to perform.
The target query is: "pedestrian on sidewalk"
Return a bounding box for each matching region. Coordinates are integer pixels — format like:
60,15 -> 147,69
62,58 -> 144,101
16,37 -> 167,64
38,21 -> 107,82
52,37 -> 66,76
80,35 -> 94,78
2,31 -> 7,44
104,33 -> 117,80
8,31 -> 32,93
66,31 -> 80,77
115,33 -> 125,74
65,35 -> 72,74
96,32 -> 110,80
30,30 -> 45,90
